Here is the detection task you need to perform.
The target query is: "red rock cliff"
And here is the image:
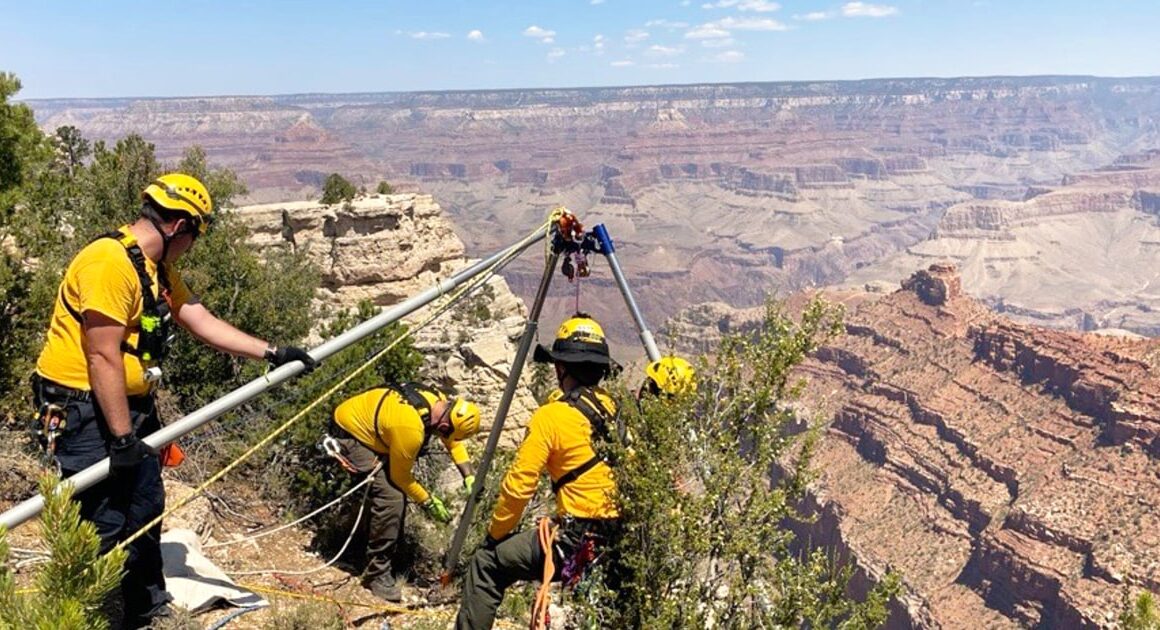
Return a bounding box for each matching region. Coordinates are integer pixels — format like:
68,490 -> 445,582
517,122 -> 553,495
793,263 -> 1160,628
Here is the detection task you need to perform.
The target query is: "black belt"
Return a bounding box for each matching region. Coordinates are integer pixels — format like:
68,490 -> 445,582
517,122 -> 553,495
560,515 -> 620,538
32,373 -> 92,402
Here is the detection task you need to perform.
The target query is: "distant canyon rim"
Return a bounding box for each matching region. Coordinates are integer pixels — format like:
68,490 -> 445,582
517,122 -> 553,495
29,75 -> 1160,348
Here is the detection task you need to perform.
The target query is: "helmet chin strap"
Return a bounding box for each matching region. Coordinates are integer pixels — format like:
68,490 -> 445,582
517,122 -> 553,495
145,211 -> 182,263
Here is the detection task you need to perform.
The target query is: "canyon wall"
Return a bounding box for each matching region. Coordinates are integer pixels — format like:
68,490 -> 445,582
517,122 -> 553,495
232,193 -> 538,442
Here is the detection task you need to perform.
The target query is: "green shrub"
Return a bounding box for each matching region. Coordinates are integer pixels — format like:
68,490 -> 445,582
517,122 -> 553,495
320,173 -> 356,206
0,474 -> 126,629
260,600 -> 344,630
1121,589 -> 1160,630
568,297 -> 901,628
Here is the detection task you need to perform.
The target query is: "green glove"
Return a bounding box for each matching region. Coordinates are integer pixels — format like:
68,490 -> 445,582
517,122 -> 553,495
422,495 -> 451,523
463,474 -> 476,495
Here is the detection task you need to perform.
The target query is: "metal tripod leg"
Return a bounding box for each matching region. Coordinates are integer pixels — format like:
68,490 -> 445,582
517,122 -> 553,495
442,248 -> 561,579
592,224 -> 661,362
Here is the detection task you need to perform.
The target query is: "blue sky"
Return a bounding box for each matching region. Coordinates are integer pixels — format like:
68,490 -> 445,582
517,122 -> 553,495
5,1 -> 1160,99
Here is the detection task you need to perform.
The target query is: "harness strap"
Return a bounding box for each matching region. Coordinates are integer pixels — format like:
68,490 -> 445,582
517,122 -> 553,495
551,456 -> 602,493
551,386 -> 622,493
57,229 -> 171,359
370,382 -> 446,453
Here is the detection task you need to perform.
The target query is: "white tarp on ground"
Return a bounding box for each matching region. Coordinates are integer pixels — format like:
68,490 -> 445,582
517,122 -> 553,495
160,529 -> 267,613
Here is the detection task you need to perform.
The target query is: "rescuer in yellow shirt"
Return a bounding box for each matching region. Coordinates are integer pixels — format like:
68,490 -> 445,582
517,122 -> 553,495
31,173 -> 316,629
457,315 -> 622,629
329,382 -> 481,602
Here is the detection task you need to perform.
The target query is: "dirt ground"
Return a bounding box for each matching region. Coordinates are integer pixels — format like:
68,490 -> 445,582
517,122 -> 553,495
1,460 -> 533,630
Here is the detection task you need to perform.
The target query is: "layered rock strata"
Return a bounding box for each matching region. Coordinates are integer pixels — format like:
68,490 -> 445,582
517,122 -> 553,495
788,264 -> 1160,628
30,77 -> 1160,348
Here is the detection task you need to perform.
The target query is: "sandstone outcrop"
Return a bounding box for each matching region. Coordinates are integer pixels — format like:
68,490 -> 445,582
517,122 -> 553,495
233,194 -> 538,441
784,264 -> 1160,628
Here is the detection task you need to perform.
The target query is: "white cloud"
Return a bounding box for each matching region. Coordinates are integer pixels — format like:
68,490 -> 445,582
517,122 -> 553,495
646,44 -> 684,57
841,2 -> 898,17
547,48 -> 566,62
686,15 -> 787,39
593,33 -> 606,53
523,25 -> 557,43
794,11 -> 832,21
625,29 -> 650,44
645,19 -> 690,28
611,59 -> 635,67
646,63 -> 680,69
467,29 -> 485,42
702,0 -> 780,10
409,31 -> 451,40
700,37 -> 736,48
713,50 -> 745,62
685,24 -> 731,38
716,16 -> 789,31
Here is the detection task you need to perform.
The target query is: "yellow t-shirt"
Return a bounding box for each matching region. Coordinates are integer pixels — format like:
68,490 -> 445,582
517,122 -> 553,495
35,226 -> 193,397
489,387 -> 620,540
333,387 -> 471,504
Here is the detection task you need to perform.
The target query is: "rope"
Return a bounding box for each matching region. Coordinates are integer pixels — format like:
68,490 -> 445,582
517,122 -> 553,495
229,462 -> 375,577
530,516 -> 559,630
204,606 -> 260,630
204,462 -> 380,550
114,222 -> 541,552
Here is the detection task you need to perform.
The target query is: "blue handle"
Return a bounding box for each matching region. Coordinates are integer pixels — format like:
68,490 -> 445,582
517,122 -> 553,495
593,224 -> 615,254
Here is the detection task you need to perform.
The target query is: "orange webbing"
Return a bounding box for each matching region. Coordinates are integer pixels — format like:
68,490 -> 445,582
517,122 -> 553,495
530,516 -> 559,630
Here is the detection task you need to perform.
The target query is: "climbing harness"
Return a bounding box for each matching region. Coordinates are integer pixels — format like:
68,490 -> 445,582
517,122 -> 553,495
371,382 -> 450,456
530,515 -> 614,630
550,386 -> 624,494
58,228 -> 175,378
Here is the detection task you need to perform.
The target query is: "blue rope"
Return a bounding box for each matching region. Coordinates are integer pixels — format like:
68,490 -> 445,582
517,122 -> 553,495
205,606 -> 263,630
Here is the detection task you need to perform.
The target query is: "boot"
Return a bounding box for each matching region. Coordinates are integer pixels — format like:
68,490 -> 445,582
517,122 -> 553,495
366,574 -> 403,603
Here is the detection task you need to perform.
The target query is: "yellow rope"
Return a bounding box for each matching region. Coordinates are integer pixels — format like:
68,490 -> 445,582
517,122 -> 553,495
115,220 -> 548,551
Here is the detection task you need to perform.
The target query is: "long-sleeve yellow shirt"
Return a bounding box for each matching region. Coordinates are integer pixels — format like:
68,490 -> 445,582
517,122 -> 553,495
488,387 -> 620,540
333,388 -> 469,504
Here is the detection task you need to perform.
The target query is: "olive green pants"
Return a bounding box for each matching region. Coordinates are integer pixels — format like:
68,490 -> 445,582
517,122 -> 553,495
333,432 -> 405,584
455,527 -> 548,630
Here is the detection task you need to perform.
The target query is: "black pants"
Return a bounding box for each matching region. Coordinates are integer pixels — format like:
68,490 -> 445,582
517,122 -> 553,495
33,378 -> 170,630
330,424 -> 406,584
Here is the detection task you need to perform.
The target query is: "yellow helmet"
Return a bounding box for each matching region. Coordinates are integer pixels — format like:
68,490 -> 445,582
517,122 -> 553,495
645,356 -> 697,396
533,315 -> 613,365
449,398 -> 481,441
142,173 -> 214,235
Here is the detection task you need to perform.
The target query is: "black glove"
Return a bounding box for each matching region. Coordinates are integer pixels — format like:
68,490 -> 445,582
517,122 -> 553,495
109,434 -> 158,472
266,345 -> 317,373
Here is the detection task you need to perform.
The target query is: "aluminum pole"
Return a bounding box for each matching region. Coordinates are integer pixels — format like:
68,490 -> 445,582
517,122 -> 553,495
442,248 -> 560,579
592,224 -> 661,362
0,226 -> 548,531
